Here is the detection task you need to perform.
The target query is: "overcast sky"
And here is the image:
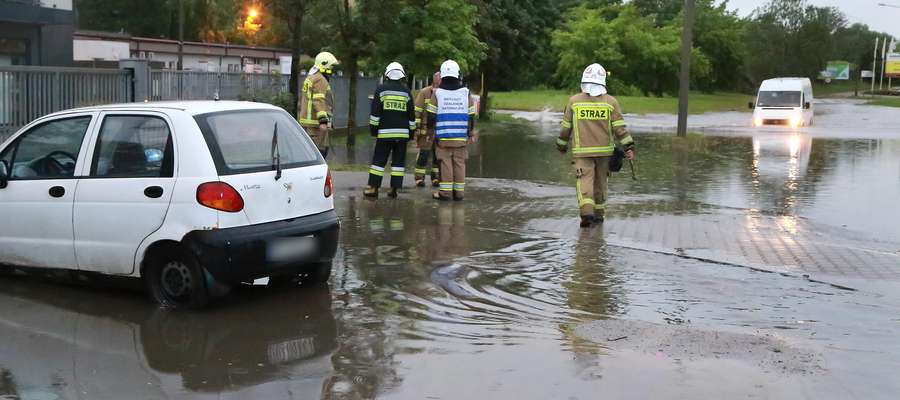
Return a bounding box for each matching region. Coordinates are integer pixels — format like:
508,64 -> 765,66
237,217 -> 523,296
725,0 -> 900,39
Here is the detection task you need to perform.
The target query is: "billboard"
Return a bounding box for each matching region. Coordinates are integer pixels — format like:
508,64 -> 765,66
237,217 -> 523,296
887,54 -> 900,78
825,61 -> 850,80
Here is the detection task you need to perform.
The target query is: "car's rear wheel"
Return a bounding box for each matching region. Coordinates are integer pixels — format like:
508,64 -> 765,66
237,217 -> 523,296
145,249 -> 209,309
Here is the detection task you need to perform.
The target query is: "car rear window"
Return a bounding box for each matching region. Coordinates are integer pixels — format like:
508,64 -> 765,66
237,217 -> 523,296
194,109 -> 322,175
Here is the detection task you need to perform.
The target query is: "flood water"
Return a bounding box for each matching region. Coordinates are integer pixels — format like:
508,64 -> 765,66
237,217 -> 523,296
2,99 -> 899,399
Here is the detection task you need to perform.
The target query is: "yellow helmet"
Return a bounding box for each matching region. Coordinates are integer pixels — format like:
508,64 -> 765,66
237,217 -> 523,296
314,51 -> 339,74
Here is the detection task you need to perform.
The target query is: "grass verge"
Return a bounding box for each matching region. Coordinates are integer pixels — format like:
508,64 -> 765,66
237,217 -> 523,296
490,90 -> 750,115
867,97 -> 900,108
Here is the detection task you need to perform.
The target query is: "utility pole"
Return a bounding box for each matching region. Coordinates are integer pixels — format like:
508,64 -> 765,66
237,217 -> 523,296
880,36 -> 887,91
872,37 -> 879,94
676,0 -> 695,138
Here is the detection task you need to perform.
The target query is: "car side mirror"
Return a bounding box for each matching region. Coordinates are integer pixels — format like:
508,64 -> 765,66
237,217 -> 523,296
0,160 -> 8,189
748,101 -> 755,109
804,102 -> 811,109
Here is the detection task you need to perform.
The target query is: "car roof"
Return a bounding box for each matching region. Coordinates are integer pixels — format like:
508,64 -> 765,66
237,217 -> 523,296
57,100 -> 283,116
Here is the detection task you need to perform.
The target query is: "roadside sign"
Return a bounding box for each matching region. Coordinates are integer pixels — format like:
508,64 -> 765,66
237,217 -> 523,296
826,61 -> 850,80
887,54 -> 900,78
861,70 -> 874,78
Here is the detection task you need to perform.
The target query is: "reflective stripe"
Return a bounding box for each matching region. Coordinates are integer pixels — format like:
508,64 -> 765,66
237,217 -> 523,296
316,111 -> 329,119
596,202 -> 606,210
439,137 -> 467,141
561,120 -> 572,129
409,121 -> 417,129
370,116 -> 381,122
390,219 -> 404,230
436,121 -> 468,127
415,168 -> 427,174
415,118 -> 422,123
312,94 -> 327,99
453,182 -> 465,191
556,138 -> 568,146
576,180 -> 595,207
439,182 -> 453,191
380,90 -> 410,98
437,128 -> 468,135
298,118 -> 318,126
381,95 -> 409,102
415,106 -> 424,112
573,145 -> 614,155
611,120 -> 626,127
391,166 -> 405,177
369,165 -> 385,172
426,104 -> 438,113
369,168 -> 384,177
620,135 -> 634,145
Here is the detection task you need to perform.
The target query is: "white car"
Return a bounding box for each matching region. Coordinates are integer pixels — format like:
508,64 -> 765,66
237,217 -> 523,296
0,101 -> 339,308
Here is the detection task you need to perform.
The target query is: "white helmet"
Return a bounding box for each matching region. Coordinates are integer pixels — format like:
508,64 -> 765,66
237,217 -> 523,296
440,60 -> 460,79
581,63 -> 608,96
384,62 -> 405,80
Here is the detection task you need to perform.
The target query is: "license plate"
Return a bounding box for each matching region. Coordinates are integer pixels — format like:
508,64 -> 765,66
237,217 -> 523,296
267,236 -> 317,262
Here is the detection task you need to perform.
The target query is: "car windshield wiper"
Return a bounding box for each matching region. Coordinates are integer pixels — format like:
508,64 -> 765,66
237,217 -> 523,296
271,122 -> 282,181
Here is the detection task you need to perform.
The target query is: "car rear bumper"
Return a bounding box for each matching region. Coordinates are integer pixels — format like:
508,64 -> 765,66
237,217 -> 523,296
181,210 -> 340,284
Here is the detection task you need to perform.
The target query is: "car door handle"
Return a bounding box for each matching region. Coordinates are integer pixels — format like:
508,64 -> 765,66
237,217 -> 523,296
144,186 -> 164,198
49,186 -> 65,198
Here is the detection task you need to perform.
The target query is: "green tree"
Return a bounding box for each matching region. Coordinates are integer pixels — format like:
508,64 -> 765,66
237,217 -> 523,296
552,3 -> 710,96
372,0 -> 486,81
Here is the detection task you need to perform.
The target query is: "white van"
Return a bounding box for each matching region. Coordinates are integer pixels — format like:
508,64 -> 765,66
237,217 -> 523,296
0,101 -> 339,308
749,78 -> 814,128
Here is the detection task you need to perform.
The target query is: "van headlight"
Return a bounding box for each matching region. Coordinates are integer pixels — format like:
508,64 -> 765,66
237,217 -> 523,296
789,115 -> 801,128
754,117 -> 763,127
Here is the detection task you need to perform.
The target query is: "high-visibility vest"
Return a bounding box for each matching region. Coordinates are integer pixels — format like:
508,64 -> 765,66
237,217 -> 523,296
434,88 -> 469,141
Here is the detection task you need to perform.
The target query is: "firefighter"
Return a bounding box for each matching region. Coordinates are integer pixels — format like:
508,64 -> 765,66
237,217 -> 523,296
427,60 -> 477,201
298,51 -> 339,158
557,63 -> 635,227
413,71 -> 442,187
363,62 -> 416,199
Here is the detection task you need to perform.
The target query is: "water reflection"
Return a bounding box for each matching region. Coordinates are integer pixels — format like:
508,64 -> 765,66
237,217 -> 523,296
0,278 -> 336,399
323,120 -> 900,239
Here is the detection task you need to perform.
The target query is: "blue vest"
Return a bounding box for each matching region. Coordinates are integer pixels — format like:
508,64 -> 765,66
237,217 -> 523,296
434,88 -> 470,140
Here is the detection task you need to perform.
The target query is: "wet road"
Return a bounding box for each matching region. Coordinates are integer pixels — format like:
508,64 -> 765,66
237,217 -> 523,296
2,99 -> 899,399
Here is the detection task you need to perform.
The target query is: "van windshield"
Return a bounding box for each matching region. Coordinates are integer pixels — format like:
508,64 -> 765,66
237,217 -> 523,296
757,91 -> 802,107
195,110 -> 322,175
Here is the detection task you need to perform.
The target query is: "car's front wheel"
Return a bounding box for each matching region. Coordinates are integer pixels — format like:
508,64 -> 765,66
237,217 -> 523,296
144,249 -> 210,309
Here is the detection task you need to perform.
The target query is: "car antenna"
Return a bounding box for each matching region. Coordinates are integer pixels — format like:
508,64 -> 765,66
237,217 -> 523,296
271,122 -> 282,181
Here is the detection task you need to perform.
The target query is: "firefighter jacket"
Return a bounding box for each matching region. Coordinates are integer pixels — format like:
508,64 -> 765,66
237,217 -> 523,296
426,79 -> 477,148
558,93 -> 634,158
369,80 -> 416,140
298,72 -> 333,127
414,85 -> 436,137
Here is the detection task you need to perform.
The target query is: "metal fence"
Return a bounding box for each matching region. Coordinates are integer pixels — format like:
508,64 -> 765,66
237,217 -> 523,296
150,70 -> 290,101
0,66 -> 132,140
1,63 -> 379,142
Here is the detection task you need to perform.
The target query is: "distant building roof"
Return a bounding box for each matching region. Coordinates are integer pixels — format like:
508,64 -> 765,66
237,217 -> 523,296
73,30 -> 292,58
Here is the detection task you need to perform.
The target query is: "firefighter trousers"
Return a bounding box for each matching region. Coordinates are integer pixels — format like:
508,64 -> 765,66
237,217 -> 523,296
574,156 -> 610,217
435,144 -> 467,199
368,139 -> 408,189
414,144 -> 440,180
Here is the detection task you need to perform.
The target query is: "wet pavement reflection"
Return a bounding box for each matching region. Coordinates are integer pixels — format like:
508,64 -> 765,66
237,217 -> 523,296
2,100 -> 900,399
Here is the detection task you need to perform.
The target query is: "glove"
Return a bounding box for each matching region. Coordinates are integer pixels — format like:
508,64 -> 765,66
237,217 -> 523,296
557,143 -> 568,153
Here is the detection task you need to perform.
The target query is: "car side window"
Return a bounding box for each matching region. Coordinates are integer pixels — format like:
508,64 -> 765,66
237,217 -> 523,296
91,115 -> 174,178
4,116 -> 92,179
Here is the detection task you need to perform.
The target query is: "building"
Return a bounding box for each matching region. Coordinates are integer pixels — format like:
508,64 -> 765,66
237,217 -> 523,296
73,30 -> 296,74
0,0 -> 75,66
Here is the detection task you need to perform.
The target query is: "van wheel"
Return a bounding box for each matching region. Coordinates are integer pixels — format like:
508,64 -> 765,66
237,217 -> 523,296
145,250 -> 209,309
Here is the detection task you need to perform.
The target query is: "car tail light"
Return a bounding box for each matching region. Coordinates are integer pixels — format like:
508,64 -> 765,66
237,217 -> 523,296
324,169 -> 333,198
197,182 -> 244,212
